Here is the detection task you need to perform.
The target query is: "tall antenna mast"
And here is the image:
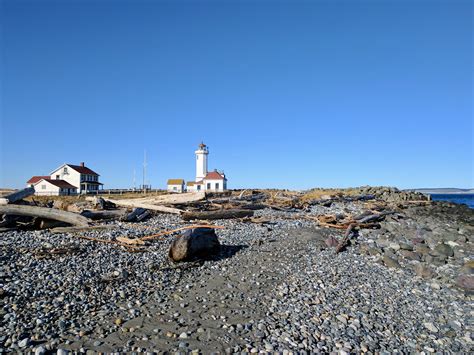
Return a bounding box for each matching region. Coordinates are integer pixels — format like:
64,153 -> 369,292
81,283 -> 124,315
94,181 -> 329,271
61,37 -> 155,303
143,149 -> 147,190
133,169 -> 136,190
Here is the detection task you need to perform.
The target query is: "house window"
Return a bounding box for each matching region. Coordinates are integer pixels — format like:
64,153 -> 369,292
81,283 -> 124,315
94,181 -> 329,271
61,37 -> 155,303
207,183 -> 211,189
215,183 -> 219,190
56,175 -> 60,180
63,167 -> 68,174
41,185 -> 46,190
197,185 -> 201,191
173,186 -> 177,191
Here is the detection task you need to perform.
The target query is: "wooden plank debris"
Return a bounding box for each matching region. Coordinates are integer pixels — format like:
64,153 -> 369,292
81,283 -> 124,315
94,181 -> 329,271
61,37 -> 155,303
336,223 -> 358,253
116,236 -> 145,246
50,225 -> 115,234
104,199 -> 182,214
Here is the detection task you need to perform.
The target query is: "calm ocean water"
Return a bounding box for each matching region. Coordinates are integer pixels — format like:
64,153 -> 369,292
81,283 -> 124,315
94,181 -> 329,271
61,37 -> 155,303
430,194 -> 474,209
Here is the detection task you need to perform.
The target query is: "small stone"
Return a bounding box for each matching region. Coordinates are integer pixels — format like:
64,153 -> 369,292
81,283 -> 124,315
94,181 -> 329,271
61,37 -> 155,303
265,343 -> 274,351
179,332 -> 188,339
424,322 -> 439,333
114,318 -> 123,326
367,247 -> 382,255
389,242 -> 400,251
415,264 -> 435,278
400,250 -> 421,261
18,338 -> 30,348
415,244 -> 431,254
456,275 -> 474,292
432,243 -> 454,258
383,255 -> 401,268
325,236 -> 338,248
460,260 -> 474,275
35,345 -> 46,355
399,242 -> 413,251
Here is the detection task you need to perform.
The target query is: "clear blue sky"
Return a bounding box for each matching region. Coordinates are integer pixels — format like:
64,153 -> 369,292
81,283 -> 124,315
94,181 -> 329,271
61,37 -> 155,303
1,0 -> 472,189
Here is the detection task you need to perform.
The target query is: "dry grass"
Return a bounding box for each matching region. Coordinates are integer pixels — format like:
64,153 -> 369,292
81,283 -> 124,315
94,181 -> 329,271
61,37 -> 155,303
0,189 -> 16,197
100,191 -> 168,200
300,188 -> 361,202
25,195 -> 88,204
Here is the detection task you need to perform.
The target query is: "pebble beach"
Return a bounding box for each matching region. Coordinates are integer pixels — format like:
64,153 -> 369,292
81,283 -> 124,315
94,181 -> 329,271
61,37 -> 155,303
1,198 -> 473,353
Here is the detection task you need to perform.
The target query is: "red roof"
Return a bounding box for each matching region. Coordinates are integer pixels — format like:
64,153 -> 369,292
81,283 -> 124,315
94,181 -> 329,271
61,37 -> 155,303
67,164 -> 99,175
27,176 -> 50,184
35,179 -> 77,189
205,171 -> 225,180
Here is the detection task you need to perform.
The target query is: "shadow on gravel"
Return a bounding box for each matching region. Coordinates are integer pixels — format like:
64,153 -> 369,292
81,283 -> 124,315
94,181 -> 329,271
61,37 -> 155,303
210,244 -> 248,261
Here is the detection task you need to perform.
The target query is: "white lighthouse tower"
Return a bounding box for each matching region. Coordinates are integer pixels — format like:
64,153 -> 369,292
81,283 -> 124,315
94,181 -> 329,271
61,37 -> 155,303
195,142 -> 209,182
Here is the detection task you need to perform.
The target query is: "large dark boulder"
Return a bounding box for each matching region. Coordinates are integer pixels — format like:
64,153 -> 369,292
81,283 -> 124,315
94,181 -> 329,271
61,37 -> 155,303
169,228 -> 220,262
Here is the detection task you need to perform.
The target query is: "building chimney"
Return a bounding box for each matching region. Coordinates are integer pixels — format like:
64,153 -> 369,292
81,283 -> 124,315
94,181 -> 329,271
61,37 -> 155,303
80,162 -> 85,167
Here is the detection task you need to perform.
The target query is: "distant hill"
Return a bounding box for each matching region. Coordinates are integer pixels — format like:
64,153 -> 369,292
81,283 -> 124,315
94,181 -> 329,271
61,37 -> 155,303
407,188 -> 474,194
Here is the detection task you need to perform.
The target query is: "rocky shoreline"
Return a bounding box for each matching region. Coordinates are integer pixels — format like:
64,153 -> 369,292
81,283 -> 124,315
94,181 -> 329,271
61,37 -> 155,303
0,194 -> 473,353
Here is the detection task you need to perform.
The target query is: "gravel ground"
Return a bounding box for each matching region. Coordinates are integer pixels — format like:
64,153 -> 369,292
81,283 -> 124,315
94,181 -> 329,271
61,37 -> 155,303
0,202 -> 473,353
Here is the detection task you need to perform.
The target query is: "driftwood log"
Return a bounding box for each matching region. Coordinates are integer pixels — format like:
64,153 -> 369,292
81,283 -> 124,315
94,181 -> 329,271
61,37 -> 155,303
169,228 -> 220,262
0,205 -> 90,227
121,208 -> 151,222
336,223 -> 358,253
356,211 -> 395,223
37,219 -> 68,229
181,209 -> 254,221
104,199 -> 182,214
84,196 -> 116,210
80,209 -> 128,220
0,187 -> 35,205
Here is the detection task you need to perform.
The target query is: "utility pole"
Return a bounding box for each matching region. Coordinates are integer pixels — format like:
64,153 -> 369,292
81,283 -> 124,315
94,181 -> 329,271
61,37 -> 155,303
133,169 -> 136,191
143,149 -> 147,192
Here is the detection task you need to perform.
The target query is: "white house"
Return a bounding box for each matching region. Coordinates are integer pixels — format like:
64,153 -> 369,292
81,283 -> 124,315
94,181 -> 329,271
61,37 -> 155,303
167,179 -> 185,193
27,162 -> 103,196
201,170 -> 227,192
33,179 -> 78,196
50,163 -> 102,194
27,176 -> 50,187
